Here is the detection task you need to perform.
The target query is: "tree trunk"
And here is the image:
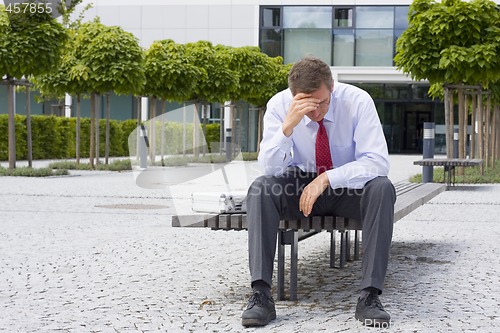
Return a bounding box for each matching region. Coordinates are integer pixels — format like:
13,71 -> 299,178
182,103 -> 186,156
477,89 -> 484,175
491,101 -> 497,166
193,102 -> 200,159
149,97 -> 156,164
90,93 -> 95,169
450,90 -> 455,159
493,105 -> 499,167
257,107 -> 264,154
136,96 -> 142,161
470,92 -> 477,159
26,84 -> 33,168
202,103 -> 207,156
485,94 -> 491,168
458,86 -> 465,174
76,95 -> 81,165
160,99 -> 166,164
7,81 -> 16,169
95,94 -> 101,165
105,93 -> 111,165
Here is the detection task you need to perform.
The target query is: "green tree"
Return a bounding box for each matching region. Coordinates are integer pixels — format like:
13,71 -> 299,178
0,4 -> 67,168
395,0 -> 500,166
142,39 -> 205,162
184,41 -> 239,157
82,20 -> 144,165
62,19 -> 145,167
214,45 -> 291,152
33,2 -> 97,165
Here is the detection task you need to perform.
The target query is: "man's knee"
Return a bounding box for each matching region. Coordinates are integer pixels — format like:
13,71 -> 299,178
248,175 -> 283,203
364,177 -> 396,203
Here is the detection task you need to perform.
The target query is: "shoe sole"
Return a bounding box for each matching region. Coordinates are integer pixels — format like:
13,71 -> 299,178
242,311 -> 276,327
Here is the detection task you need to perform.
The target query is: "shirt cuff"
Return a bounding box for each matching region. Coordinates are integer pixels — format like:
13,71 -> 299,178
271,127 -> 293,151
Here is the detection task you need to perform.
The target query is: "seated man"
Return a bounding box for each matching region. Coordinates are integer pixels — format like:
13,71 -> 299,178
242,57 -> 396,327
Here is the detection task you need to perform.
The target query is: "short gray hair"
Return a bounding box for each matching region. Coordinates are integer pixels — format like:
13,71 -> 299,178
288,56 -> 333,95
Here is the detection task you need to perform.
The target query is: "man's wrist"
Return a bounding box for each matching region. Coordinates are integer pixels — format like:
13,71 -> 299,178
282,123 -> 293,137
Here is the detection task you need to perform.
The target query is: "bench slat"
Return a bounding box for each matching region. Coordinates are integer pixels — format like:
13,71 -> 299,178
172,182 -> 445,230
394,182 -> 445,221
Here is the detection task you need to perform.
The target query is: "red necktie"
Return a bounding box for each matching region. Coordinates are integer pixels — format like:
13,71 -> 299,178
315,119 -> 333,174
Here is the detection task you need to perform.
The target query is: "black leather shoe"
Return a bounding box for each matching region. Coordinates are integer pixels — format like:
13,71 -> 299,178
241,290 -> 276,327
355,293 -> 391,327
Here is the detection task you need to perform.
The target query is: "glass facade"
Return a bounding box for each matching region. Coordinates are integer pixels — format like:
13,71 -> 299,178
258,5 -> 447,154
259,5 -> 409,66
353,83 -> 444,154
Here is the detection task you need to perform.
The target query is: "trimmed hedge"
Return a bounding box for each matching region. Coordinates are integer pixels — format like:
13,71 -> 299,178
0,114 -> 221,161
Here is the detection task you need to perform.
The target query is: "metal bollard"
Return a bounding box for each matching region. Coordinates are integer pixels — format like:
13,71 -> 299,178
422,122 -> 435,183
453,127 -> 459,158
225,128 -> 232,162
139,124 -> 149,169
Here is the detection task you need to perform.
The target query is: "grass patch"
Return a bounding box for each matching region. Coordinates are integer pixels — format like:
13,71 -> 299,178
49,159 -> 132,171
0,166 -> 69,177
410,161 -> 500,184
242,152 -> 258,161
158,152 -> 258,166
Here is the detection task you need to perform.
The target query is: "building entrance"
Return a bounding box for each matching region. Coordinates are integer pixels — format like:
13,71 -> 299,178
403,110 -> 431,154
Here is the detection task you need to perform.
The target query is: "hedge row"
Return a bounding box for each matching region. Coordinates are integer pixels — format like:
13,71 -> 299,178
0,115 -> 221,161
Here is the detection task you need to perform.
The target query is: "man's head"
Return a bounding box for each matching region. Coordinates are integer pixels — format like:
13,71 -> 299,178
288,56 -> 333,96
288,57 -> 334,122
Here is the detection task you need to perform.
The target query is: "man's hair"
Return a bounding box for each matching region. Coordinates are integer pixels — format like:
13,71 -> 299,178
288,56 -> 333,96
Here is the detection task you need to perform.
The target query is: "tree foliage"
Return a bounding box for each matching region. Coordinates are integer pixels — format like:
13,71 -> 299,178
0,4 -> 68,79
185,40 -> 239,103
143,39 -> 205,102
395,0 -> 500,88
75,19 -> 145,95
215,45 -> 289,107
35,18 -> 145,98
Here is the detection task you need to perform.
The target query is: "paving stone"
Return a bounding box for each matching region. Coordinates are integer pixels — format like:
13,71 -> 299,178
0,160 -> 499,332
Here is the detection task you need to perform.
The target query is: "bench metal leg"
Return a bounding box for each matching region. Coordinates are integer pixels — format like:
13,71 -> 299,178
330,231 -> 336,268
346,230 -> 352,261
290,231 -> 298,301
340,231 -> 347,268
277,231 -> 285,301
276,230 -> 298,301
354,230 -> 360,260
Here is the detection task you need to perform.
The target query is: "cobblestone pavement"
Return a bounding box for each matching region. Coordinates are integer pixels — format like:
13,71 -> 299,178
0,157 -> 499,332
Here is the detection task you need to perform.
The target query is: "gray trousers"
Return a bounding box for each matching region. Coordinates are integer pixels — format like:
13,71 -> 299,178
247,168 -> 396,293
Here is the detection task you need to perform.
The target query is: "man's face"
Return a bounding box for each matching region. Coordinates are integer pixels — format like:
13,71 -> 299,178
304,83 -> 332,122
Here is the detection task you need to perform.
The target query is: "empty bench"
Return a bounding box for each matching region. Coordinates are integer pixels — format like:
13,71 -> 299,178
172,181 -> 445,301
413,158 -> 483,188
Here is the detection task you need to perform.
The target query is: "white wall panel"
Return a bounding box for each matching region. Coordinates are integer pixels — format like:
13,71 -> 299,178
209,5 -> 232,29
186,6 -> 209,29
164,6 -> 187,29
119,6 -> 141,30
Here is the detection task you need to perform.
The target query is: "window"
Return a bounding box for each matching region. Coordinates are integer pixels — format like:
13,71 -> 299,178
335,8 -> 353,27
262,7 -> 280,28
284,28 -> 331,64
394,6 -> 409,30
333,30 -> 354,66
355,30 -> 394,66
283,7 -> 331,29
283,7 -> 332,64
260,7 -> 282,57
259,5 -> 410,67
260,29 -> 282,58
356,7 -> 394,29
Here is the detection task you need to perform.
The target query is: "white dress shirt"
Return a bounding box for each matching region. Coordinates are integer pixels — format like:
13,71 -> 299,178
258,82 -> 390,189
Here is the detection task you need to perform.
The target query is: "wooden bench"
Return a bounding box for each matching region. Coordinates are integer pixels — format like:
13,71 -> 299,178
172,181 -> 445,301
413,158 -> 483,188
